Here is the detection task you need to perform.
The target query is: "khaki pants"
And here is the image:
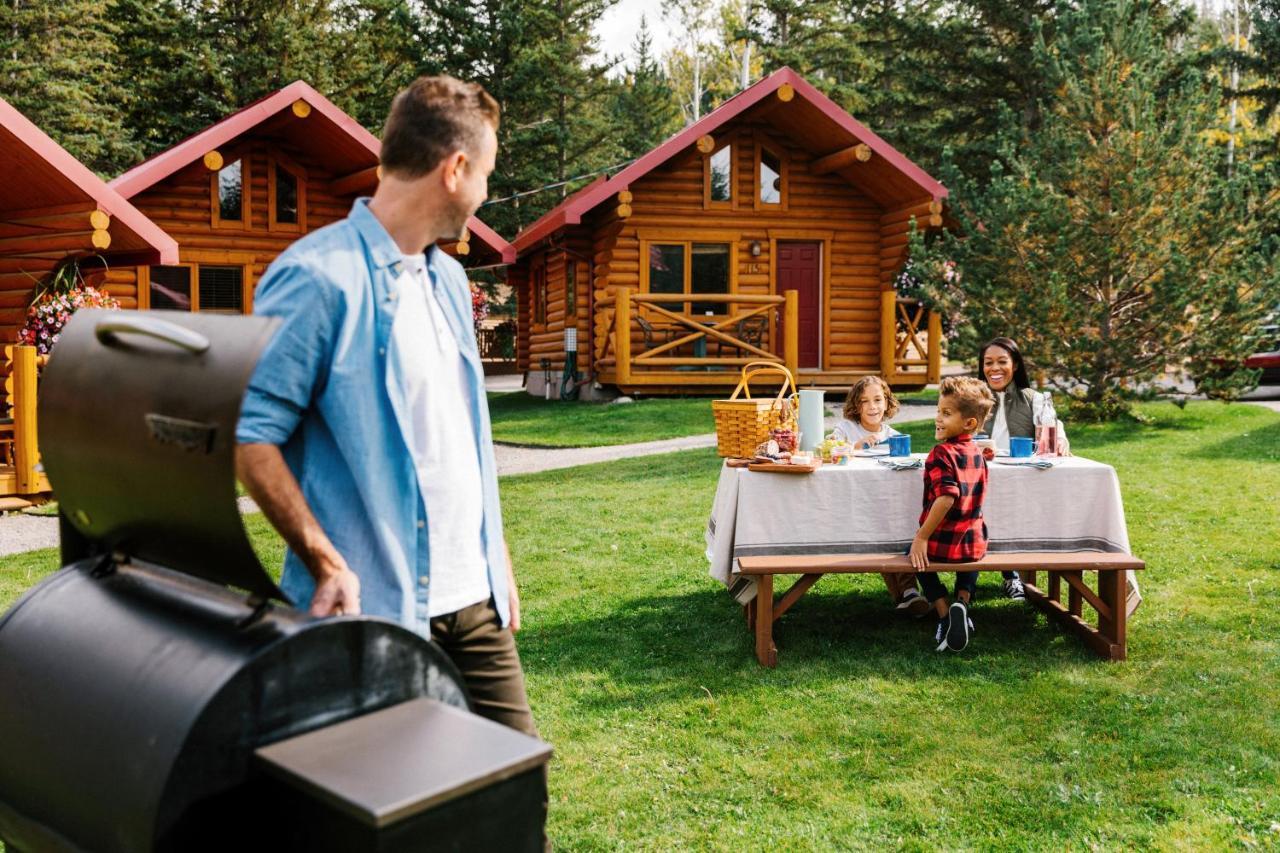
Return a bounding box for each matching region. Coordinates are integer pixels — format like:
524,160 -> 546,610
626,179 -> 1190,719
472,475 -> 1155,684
430,598 -> 538,737
432,599 -> 547,846
881,571 -> 919,603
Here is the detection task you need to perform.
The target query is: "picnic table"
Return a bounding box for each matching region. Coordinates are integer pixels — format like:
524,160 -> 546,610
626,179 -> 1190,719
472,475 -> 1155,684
705,454 -> 1144,663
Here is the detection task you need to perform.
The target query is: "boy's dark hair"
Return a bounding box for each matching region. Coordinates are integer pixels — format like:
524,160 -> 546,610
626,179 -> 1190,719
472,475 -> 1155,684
977,336 -> 1031,391
380,76 -> 500,178
939,376 -> 995,424
842,375 -> 900,422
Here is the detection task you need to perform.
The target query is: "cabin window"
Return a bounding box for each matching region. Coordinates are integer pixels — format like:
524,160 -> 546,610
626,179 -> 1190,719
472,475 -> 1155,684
275,167 -> 299,224
691,243 -> 730,315
707,145 -> 733,205
149,265 -> 192,311
198,266 -> 244,313
218,160 -> 244,221
646,241 -> 733,315
147,262 -> 250,313
760,148 -> 782,205
648,243 -> 686,311
269,154 -> 307,232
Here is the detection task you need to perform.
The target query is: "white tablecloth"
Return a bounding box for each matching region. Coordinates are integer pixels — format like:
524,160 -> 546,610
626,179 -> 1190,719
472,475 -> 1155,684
705,455 -> 1139,605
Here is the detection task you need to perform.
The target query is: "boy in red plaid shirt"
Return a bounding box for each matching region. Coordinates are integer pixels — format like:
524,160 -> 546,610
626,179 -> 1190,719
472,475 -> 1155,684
909,376 -> 996,652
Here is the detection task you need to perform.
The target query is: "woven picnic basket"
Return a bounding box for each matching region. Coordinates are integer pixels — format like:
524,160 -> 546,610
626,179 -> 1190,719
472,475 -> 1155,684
712,361 -> 798,458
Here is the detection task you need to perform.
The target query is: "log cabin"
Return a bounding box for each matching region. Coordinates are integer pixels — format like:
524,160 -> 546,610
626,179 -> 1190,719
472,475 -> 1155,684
106,81 -> 513,318
509,67 -> 946,397
0,96 -> 178,502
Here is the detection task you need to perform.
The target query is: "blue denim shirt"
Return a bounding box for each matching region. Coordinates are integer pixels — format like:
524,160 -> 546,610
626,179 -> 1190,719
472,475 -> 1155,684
236,198 -> 510,633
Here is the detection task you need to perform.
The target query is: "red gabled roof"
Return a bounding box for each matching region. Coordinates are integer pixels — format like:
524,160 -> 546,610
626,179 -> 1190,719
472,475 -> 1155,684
512,66 -> 947,256
110,81 -> 513,265
0,96 -> 178,265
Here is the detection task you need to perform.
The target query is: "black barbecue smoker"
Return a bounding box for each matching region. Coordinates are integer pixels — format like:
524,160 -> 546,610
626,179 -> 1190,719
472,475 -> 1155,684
0,310 -> 550,852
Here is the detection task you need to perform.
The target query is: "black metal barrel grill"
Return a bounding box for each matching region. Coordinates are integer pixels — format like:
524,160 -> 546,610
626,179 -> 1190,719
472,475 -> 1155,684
0,311 -> 550,852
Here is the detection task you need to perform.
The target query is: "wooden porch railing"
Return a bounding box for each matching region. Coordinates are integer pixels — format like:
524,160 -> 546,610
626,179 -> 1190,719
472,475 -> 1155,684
594,288 -> 798,387
1,345 -> 51,499
879,290 -> 942,386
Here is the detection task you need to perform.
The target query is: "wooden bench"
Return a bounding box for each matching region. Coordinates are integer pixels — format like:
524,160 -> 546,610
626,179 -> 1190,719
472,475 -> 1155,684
735,552 -> 1145,667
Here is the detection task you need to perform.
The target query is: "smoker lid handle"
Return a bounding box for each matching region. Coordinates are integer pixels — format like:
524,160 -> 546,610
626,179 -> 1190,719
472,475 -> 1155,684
95,317 -> 211,354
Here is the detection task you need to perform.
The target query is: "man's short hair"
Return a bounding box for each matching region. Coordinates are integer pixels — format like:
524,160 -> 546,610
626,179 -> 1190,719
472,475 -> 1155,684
380,76 -> 500,178
939,376 -> 995,424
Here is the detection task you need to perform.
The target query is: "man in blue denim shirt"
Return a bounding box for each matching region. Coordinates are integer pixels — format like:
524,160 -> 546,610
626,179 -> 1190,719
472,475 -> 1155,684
235,77 -> 536,739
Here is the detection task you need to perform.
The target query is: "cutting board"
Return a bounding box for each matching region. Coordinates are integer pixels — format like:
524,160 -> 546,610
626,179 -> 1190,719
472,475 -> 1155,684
747,458 -> 823,474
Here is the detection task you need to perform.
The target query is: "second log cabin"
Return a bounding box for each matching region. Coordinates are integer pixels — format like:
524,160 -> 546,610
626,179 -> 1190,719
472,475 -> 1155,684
105,81 -> 513,318
510,67 -> 946,397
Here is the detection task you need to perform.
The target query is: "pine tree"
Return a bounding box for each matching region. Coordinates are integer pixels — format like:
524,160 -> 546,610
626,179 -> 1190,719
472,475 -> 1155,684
0,0 -> 140,174
910,0 -> 1280,418
611,16 -> 680,158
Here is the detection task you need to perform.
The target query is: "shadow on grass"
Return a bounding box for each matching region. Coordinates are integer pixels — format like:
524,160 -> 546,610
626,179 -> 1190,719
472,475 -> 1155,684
1191,418 -> 1280,463
519,580 -> 1100,709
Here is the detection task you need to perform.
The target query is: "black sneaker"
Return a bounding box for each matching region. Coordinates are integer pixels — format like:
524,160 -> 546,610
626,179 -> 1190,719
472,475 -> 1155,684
933,615 -> 950,652
1003,576 -> 1026,600
945,601 -> 971,651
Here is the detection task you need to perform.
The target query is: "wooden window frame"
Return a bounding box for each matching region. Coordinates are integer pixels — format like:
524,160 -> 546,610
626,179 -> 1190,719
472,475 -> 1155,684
754,142 -> 788,211
268,147 -> 308,234
638,231 -> 740,320
703,141 -> 737,210
210,151 -> 251,230
140,250 -> 256,314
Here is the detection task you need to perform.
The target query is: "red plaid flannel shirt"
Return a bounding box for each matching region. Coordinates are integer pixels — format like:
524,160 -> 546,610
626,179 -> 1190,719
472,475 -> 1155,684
919,434 -> 988,562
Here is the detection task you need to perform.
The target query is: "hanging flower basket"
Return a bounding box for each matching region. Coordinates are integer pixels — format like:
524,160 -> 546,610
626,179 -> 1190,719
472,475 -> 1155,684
18,258 -> 119,355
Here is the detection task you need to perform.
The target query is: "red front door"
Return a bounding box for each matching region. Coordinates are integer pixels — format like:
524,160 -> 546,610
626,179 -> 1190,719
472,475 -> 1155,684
776,241 -> 821,369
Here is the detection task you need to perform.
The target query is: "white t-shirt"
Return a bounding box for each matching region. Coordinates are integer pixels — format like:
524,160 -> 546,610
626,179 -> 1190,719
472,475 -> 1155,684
992,391 -> 1011,451
390,254 -> 491,617
831,418 -> 900,446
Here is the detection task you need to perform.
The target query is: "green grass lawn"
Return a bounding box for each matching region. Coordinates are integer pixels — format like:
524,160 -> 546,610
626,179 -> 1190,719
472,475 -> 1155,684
487,391 -> 716,446
1,401 -> 1277,848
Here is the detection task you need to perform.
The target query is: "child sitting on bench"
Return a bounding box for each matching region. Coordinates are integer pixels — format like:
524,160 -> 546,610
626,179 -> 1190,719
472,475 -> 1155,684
832,375 -> 930,617
909,376 -> 996,652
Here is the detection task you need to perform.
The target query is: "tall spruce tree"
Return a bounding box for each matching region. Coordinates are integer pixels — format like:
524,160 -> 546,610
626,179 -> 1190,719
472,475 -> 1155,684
910,0 -> 1280,418
611,16 -> 681,158
0,0 -> 140,174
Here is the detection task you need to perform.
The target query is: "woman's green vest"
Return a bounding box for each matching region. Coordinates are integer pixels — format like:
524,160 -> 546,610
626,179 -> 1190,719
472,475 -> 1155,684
982,387 -> 1036,438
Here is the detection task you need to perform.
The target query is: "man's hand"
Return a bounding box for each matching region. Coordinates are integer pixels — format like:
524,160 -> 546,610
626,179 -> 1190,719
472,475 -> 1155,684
909,535 -> 931,570
309,555 -> 361,617
237,443 -> 359,617
505,542 -> 521,632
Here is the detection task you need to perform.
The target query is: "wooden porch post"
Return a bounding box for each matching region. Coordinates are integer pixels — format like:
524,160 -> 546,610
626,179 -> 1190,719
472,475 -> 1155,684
927,310 -> 942,384
783,289 -> 798,379
879,288 -> 896,383
12,346 -> 40,493
615,286 -> 632,386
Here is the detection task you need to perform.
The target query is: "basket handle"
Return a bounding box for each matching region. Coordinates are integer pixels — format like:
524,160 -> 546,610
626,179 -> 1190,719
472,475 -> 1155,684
728,360 -> 796,403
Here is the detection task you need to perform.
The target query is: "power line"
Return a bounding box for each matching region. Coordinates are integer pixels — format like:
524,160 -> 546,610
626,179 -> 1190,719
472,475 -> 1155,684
479,157 -> 637,208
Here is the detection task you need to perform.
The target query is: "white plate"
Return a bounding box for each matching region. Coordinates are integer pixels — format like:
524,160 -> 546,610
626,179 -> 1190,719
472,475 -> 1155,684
852,446 -> 890,457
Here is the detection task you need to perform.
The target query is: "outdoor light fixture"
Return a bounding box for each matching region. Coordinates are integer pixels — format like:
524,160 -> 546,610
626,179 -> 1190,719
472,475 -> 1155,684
749,241 -> 762,257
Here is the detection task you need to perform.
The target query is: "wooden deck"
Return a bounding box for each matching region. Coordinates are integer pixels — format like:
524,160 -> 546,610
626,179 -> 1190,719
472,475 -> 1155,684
592,288 -> 939,394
